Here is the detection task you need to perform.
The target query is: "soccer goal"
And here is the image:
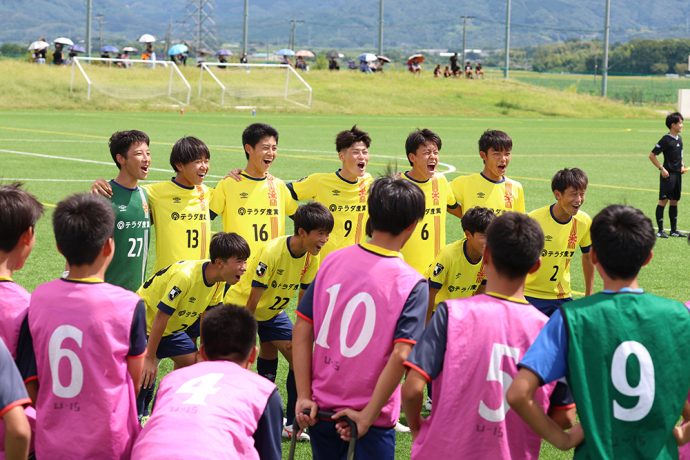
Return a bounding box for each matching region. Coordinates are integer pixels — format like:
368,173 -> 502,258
70,57 -> 191,106
198,63 -> 313,109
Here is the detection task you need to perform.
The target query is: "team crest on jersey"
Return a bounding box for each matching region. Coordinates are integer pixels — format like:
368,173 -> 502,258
277,269 -> 284,275
173,197 -> 181,204
256,262 -> 268,277
188,297 -> 196,304
240,192 -> 249,199
545,235 -> 553,242
118,204 -> 127,212
433,263 -> 444,277
477,192 -> 486,198
332,190 -> 341,196
168,286 -> 182,301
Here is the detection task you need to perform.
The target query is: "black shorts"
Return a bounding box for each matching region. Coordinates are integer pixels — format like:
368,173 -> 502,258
659,172 -> 682,201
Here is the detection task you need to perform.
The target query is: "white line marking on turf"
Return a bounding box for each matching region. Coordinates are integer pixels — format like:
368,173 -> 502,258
0,148 -> 226,179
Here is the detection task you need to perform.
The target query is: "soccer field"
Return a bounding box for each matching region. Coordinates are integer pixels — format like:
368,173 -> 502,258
1,109 -> 688,458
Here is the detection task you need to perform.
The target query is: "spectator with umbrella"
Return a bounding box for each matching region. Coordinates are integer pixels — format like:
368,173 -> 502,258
28,38 -> 49,64
276,49 -> 294,66
168,43 -> 188,65
407,53 -> 424,74
358,53 -> 377,73
376,54 -> 391,72
139,34 -> 156,61
53,37 -> 73,65
327,51 -> 341,71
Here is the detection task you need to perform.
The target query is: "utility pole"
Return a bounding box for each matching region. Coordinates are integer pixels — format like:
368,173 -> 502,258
85,0 -> 92,56
601,0 -> 611,97
378,0 -> 384,56
289,19 -> 304,50
95,14 -> 104,51
504,0 -> 511,78
460,15 -> 474,65
242,0 -> 249,56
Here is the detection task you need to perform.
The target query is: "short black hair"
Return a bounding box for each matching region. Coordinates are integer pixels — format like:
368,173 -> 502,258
478,130 -> 513,154
551,168 -> 588,193
461,207 -> 496,235
108,130 -> 150,169
209,232 -> 251,262
335,125 -> 371,152
486,212 -> 544,279
666,112 -> 684,129
242,123 -> 279,159
53,193 -> 114,266
590,205 -> 655,280
0,183 -> 44,252
405,128 -> 442,165
169,136 -> 210,172
201,304 -> 256,361
293,202 -> 334,234
367,175 -> 425,236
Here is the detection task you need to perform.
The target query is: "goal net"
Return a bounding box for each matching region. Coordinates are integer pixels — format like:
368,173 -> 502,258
198,63 -> 313,109
70,57 -> 191,105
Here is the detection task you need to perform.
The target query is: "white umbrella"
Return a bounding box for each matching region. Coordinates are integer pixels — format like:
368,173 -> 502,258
28,40 -> 49,51
54,37 -> 74,46
295,50 -> 315,58
122,46 -> 139,53
138,34 -> 156,43
358,53 -> 377,62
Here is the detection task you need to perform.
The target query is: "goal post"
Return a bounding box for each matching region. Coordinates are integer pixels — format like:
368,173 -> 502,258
199,63 -> 313,109
70,57 -> 191,106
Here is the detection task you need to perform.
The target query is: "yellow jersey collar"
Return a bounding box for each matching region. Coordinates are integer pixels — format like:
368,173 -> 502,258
486,291 -> 530,305
359,241 -> 402,259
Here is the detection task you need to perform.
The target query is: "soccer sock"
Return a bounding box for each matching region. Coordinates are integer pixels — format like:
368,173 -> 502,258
257,358 -> 278,383
670,205 -> 678,232
656,205 -> 665,231
286,369 -> 297,426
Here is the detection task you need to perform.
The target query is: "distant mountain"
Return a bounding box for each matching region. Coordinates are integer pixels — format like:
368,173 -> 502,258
4,0 -> 690,52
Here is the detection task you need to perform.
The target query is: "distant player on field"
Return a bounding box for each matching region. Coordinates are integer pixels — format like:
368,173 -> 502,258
287,125 -> 373,259
93,136 -> 214,271
648,111 -> 687,238
210,123 -> 297,258
524,168 -> 594,317
426,206 -> 495,320
508,204 -> 690,457
102,130 -> 152,291
450,129 -> 525,216
403,212 -> 575,459
225,202 -> 333,441
136,232 -> 250,416
401,128 -> 461,275
131,305 -> 283,460
19,194 -> 146,459
293,176 -> 428,458
0,184 -> 41,458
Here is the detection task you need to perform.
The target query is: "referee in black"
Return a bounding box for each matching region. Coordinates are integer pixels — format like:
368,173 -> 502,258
648,112 -> 687,238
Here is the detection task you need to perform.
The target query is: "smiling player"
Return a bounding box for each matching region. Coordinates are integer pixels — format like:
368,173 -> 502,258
210,123 -> 297,258
225,202 -> 333,441
401,128 -> 461,275
451,130 -> 525,217
524,168 -> 594,316
287,126 -> 373,259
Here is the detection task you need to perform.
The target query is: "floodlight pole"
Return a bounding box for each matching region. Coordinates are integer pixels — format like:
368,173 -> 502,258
242,0 -> 249,56
289,19 -> 304,50
460,15 -> 474,66
601,0 -> 611,97
96,14 -> 104,51
504,0 -> 511,78
378,0 -> 384,56
85,0 -> 92,56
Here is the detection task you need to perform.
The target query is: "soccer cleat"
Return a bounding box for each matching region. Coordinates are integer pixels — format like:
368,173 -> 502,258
394,421 -> 411,433
424,397 -> 433,411
282,424 -> 310,442
656,231 -> 669,238
670,230 -> 684,237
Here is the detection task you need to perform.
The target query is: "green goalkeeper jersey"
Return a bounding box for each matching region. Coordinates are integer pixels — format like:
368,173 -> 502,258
105,180 -> 151,292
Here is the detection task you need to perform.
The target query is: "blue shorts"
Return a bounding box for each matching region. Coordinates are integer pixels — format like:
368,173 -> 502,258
156,317 -> 201,359
525,296 -> 572,317
309,419 -> 395,460
257,311 -> 293,343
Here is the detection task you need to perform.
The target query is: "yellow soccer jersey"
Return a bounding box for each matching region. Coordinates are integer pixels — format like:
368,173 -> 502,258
525,205 -> 592,300
288,171 -> 373,259
209,172 -> 298,258
137,260 -> 224,337
426,238 -> 486,305
400,172 -> 458,275
224,235 -> 320,321
143,180 -> 212,271
450,173 -> 525,216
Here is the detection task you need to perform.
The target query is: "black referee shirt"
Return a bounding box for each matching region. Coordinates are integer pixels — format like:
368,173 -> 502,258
652,134 -> 684,172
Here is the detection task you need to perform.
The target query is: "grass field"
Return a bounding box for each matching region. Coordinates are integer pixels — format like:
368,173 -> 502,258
2,109 -> 688,459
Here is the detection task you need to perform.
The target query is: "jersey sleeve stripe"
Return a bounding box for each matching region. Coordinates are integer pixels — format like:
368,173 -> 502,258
157,301 -> 175,315
403,361 -> 432,383
295,310 -> 313,323
549,403 -> 576,411
23,375 -> 38,384
394,338 -> 417,345
0,398 -> 32,417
